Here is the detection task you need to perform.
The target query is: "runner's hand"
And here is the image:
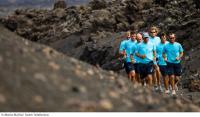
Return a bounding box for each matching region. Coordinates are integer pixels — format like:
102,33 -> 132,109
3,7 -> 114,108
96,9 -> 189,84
153,57 -> 156,61
141,55 -> 146,59
124,54 -> 127,59
176,56 -> 181,61
164,57 -> 167,62
131,59 -> 135,63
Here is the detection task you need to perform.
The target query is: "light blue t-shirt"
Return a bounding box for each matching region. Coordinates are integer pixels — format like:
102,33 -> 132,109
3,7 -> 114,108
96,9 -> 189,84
131,42 -> 142,63
124,39 -> 137,62
119,38 -> 130,52
136,41 -> 156,64
149,36 -> 161,59
149,36 -> 161,46
156,41 -> 169,65
163,42 -> 184,63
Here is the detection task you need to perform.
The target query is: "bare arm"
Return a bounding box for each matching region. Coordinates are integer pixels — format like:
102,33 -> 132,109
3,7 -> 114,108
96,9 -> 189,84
136,53 -> 146,59
176,52 -> 184,60
130,54 -> 135,63
153,51 -> 156,61
162,53 -> 167,61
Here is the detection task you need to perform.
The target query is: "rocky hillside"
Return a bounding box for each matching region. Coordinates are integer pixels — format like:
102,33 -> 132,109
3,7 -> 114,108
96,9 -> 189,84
0,0 -> 90,7
0,0 -> 91,17
1,0 -> 200,68
1,24 -> 200,112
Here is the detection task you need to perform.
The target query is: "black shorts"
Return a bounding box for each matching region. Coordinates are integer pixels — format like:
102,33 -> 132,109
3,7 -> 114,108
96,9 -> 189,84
158,65 -> 168,76
124,62 -> 135,74
166,62 -> 182,76
134,63 -> 140,74
139,61 -> 154,79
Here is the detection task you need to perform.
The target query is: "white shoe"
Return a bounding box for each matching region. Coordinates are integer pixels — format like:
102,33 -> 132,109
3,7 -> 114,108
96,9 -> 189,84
172,90 -> 176,95
154,86 -> 159,91
175,84 -> 179,91
165,90 -> 170,94
143,82 -> 147,87
169,85 -> 172,91
159,86 -> 163,92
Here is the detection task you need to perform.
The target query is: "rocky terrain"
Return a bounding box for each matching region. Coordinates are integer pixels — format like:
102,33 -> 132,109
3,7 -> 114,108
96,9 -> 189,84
1,24 -> 200,112
0,0 -> 91,17
0,0 -> 200,111
0,0 -> 90,7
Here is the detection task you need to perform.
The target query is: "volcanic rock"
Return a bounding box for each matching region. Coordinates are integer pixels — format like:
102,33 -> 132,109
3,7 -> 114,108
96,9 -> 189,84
53,0 -> 67,10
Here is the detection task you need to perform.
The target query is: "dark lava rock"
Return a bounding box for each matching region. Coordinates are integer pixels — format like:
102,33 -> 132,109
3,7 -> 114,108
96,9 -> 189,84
53,0 -> 67,10
1,25 -> 200,112
189,80 -> 200,92
89,0 -> 108,10
1,0 -> 200,72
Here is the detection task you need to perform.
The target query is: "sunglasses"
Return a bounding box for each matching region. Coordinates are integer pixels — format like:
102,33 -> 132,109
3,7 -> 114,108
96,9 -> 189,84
169,37 -> 175,39
151,32 -> 156,33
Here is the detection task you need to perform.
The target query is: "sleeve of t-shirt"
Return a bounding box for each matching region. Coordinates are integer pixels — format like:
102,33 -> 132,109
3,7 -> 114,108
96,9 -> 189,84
179,44 -> 184,52
156,37 -> 161,45
119,41 -> 125,52
153,43 -> 156,51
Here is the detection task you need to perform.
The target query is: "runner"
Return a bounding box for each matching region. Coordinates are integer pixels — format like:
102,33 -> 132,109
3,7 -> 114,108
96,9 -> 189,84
156,32 -> 169,93
119,31 -> 131,58
123,31 -> 137,83
119,31 -> 133,80
136,32 -> 156,89
163,33 -> 184,95
148,26 -> 162,91
130,33 -> 143,84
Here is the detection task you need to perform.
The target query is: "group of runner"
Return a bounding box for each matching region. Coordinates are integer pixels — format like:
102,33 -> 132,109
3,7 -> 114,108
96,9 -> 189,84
119,26 -> 184,95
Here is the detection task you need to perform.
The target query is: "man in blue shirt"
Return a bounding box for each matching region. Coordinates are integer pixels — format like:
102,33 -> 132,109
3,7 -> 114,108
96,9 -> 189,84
149,26 -> 162,91
163,33 -> 184,95
136,32 -> 156,88
119,31 -> 131,57
130,33 -> 143,84
156,32 -> 169,94
123,31 -> 137,82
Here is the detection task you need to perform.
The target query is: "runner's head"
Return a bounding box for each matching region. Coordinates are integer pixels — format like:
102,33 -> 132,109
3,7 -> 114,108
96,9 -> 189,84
130,31 -> 137,41
125,31 -> 131,39
169,33 -> 176,44
136,33 -> 143,43
160,32 -> 167,43
143,32 -> 149,43
149,26 -> 159,37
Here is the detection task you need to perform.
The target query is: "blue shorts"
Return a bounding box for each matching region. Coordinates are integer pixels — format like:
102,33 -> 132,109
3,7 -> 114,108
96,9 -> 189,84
139,61 -> 154,79
166,62 -> 182,76
124,62 -> 135,74
134,63 -> 140,74
158,65 -> 168,76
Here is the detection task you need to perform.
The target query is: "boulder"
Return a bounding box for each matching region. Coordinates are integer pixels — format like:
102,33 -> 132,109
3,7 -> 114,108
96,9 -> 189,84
189,79 -> 200,92
53,0 -> 67,10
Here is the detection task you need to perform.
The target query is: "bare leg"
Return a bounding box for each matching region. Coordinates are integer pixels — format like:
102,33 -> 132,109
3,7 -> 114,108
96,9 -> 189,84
156,66 -> 161,87
135,73 -> 141,83
175,76 -> 180,90
169,75 -> 175,90
130,71 -> 136,84
128,73 -> 132,80
147,74 -> 153,89
153,70 -> 157,87
164,75 -> 169,90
